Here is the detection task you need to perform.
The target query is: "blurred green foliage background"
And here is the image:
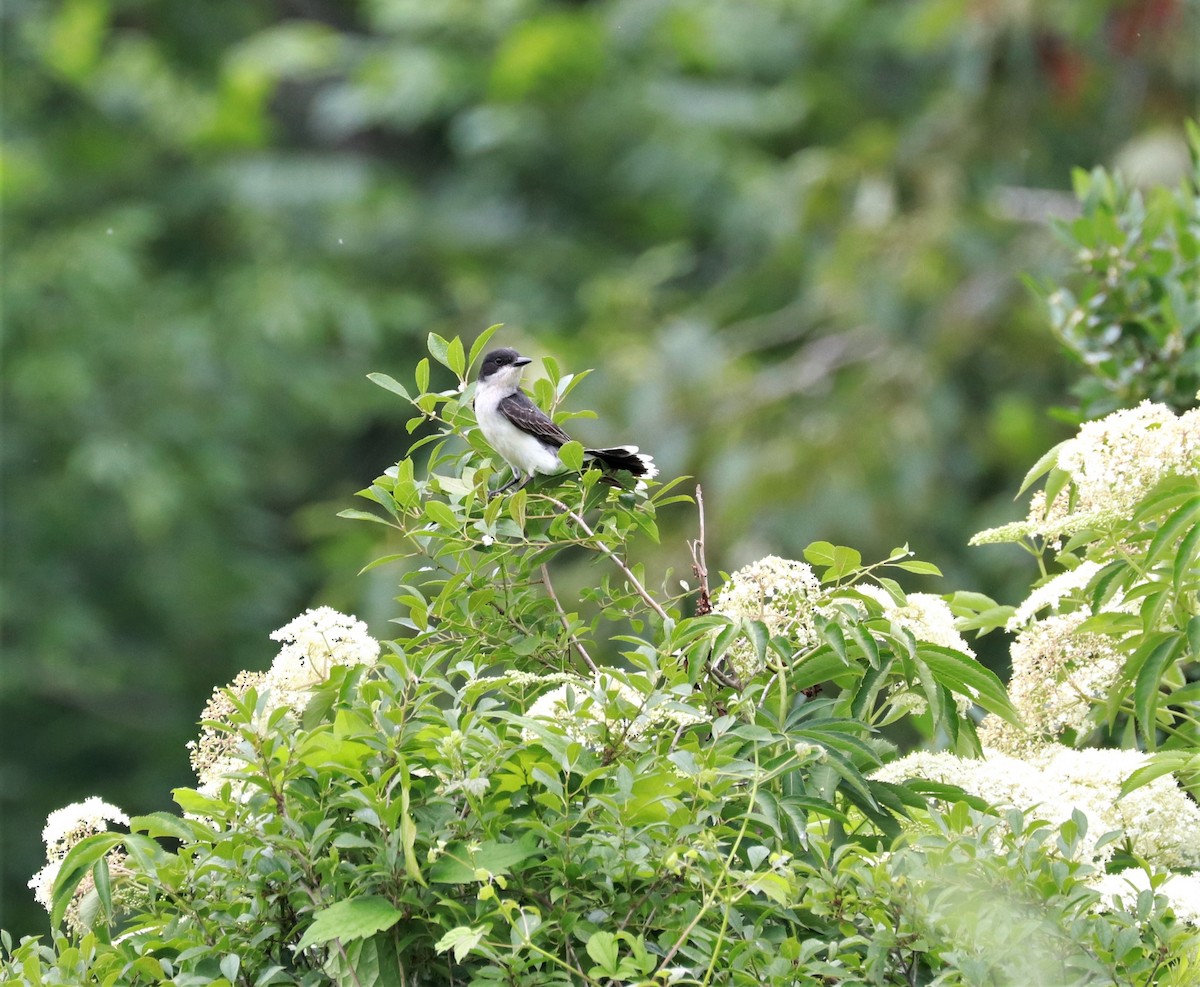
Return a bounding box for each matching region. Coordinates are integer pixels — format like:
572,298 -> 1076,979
2,0 -> 1196,936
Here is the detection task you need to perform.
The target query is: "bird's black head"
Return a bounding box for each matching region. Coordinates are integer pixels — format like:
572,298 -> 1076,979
479,348 -> 533,380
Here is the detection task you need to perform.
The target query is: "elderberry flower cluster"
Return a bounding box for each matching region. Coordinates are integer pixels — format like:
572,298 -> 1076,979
188,608 -> 379,796
979,558 -> 1137,754
267,606 -> 380,691
1006,561 -> 1104,628
979,610 -> 1124,752
972,401 -> 1200,546
187,669 -> 270,797
873,744 -> 1200,870
712,556 -> 824,681
28,797 -> 130,931
849,585 -> 974,656
713,556 -> 977,695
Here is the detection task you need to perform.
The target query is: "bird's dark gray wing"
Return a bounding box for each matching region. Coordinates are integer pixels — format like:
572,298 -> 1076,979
498,391 -> 572,448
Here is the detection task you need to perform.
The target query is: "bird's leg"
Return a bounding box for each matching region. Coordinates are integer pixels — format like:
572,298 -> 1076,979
491,472 -> 526,498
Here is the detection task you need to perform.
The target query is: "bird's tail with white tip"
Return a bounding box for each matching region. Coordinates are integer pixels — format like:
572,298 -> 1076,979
585,446 -> 658,479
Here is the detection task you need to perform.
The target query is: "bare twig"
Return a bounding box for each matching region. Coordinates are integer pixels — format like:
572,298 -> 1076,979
543,495 -> 670,622
689,484 -> 712,615
707,661 -> 742,692
540,563 -> 599,674
686,485 -> 744,691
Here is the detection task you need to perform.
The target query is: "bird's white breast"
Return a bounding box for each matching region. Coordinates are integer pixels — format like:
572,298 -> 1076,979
475,387 -> 563,476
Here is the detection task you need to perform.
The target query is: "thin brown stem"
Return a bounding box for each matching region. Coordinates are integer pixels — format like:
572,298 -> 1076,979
542,495 -> 670,622
686,485 -> 743,691
690,484 -> 712,614
540,563 -> 599,674
707,661 -> 743,691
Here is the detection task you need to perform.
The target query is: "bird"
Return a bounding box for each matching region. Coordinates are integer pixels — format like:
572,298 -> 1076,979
473,347 -> 657,494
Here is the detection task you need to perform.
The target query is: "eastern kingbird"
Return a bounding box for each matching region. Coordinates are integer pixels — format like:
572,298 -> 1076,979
474,347 -> 657,494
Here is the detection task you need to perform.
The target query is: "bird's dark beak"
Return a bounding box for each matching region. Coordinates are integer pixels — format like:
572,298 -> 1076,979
514,356 -> 533,367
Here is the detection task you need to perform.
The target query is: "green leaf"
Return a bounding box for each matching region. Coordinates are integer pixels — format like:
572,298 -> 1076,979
744,871 -> 793,905
329,932 -> 407,987
446,336 -> 466,377
818,745 -> 878,810
558,439 -> 584,472
435,925 -> 489,963
847,622 -> 880,668
804,541 -> 862,581
110,833 -> 166,876
892,559 -> 942,576
359,553 -> 410,575
902,779 -> 993,813
415,358 -> 430,394
424,500 -> 460,531
945,590 -> 1001,613
399,780 -> 427,888
366,372 -> 410,400
1174,520 -> 1200,593
850,658 -> 893,720
702,620 -> 741,684
50,833 -> 124,928
92,857 -> 112,938
172,787 -> 226,818
1107,630 -> 1171,725
129,812 -> 195,842
469,324 -> 504,371
1091,561 -> 1131,613
1188,616 -> 1200,658
427,332 -> 452,369
1134,633 -> 1184,748
429,835 -> 541,883
532,376 -> 554,410
508,487 -> 527,529
338,508 -> 396,527
1147,495 -> 1200,566
821,621 -> 847,662
917,644 -> 1019,726
955,604 -> 1015,635
1017,439 -> 1071,495
804,541 -> 838,567
744,619 -> 769,667
1042,466 -> 1072,515
874,576 -> 905,604
586,930 -> 620,975
299,688 -> 336,731
1120,750 -> 1200,797
790,648 -> 853,694
295,896 -> 404,951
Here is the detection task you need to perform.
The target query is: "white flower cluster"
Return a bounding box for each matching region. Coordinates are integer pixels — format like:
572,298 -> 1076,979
873,744 -> 1200,870
1091,867 -> 1200,926
28,797 -> 129,914
712,556 -> 824,681
267,606 -> 380,691
523,672 -> 706,748
187,669 -> 268,797
1007,561 -> 1104,628
851,585 -> 974,657
973,401 -> 1200,545
713,556 -> 978,694
189,608 -> 380,797
982,610 -> 1124,752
